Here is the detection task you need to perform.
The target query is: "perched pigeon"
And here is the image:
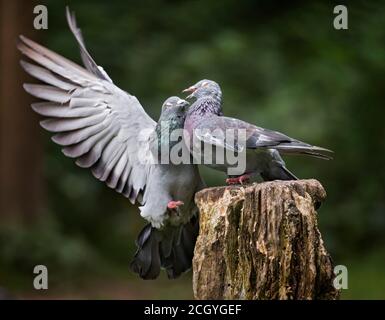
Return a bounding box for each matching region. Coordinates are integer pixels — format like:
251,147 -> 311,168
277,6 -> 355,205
183,79 -> 333,184
17,9 -> 204,280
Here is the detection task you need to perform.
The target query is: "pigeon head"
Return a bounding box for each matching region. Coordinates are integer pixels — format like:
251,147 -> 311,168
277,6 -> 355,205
183,79 -> 222,101
155,96 -> 189,159
162,96 -> 189,114
185,86 -> 221,101
158,96 -> 189,133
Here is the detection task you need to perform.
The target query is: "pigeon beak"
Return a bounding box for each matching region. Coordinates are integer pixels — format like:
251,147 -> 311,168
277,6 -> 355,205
185,93 -> 195,100
183,86 -> 197,100
177,99 -> 189,106
182,86 -> 196,94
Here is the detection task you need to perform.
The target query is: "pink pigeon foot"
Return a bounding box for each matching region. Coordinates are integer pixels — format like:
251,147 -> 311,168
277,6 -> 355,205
167,200 -> 184,210
226,174 -> 251,185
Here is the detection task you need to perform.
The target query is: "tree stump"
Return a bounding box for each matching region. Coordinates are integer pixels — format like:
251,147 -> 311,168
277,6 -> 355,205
192,179 -> 339,300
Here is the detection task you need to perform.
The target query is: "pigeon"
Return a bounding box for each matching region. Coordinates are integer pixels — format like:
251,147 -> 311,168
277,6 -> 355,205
183,79 -> 333,184
17,9 -> 204,280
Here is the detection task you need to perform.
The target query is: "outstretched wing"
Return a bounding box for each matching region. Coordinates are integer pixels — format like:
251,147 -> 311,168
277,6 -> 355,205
65,7 -> 112,82
18,35 -> 156,204
194,116 -> 333,160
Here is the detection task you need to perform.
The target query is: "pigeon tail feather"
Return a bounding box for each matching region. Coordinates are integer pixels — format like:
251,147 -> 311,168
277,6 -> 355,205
273,143 -> 334,160
130,215 -> 199,280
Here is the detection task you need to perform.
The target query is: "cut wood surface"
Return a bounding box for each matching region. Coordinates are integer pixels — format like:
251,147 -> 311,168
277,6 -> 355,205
193,179 -> 339,300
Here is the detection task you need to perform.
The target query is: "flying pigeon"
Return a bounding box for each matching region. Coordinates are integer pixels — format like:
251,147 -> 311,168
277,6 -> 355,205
183,79 -> 333,184
17,9 -> 204,280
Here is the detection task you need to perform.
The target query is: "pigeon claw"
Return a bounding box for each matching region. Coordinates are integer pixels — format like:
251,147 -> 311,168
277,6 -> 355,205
226,174 -> 251,185
167,200 -> 184,210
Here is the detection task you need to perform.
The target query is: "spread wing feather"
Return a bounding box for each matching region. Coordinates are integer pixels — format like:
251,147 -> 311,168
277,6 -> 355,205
18,34 -> 156,205
65,7 -> 113,82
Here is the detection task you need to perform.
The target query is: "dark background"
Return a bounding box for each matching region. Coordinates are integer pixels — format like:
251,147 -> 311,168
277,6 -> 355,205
0,0 -> 384,299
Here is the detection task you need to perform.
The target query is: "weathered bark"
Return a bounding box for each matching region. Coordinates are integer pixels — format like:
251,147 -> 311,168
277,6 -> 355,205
193,179 -> 339,300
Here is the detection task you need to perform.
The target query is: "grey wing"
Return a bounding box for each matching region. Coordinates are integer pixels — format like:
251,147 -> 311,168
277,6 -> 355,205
18,35 -> 157,204
193,116 -> 278,152
247,123 -> 334,160
194,116 -> 333,160
193,116 -> 246,152
65,7 -> 112,82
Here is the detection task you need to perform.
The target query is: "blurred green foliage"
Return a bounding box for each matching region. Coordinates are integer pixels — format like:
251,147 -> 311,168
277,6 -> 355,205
1,0 -> 384,299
